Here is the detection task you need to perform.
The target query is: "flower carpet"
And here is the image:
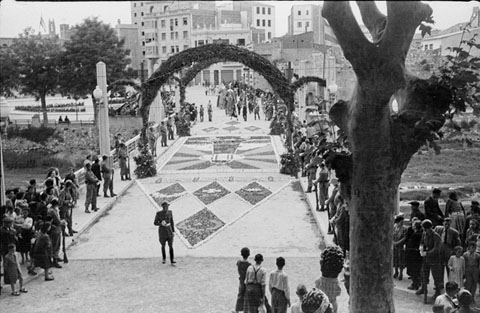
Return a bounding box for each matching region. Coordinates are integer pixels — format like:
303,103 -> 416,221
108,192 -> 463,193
160,136 -> 278,171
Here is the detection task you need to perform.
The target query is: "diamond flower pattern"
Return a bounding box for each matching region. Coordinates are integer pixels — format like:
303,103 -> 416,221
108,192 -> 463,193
193,181 -> 230,205
150,183 -> 187,206
176,208 -> 225,246
235,181 -> 272,205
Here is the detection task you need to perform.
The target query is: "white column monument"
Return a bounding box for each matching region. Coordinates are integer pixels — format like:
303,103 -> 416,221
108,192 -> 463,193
94,62 -> 112,168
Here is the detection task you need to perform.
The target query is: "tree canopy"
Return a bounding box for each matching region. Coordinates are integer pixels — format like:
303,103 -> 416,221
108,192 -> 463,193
10,28 -> 64,123
0,45 -> 19,97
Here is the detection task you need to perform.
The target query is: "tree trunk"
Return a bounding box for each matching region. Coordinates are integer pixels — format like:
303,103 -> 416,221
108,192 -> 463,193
40,92 -> 48,125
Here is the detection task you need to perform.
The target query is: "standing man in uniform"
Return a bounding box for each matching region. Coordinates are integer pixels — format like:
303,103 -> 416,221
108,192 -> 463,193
314,163 -> 329,211
101,155 -> 117,198
160,121 -> 168,147
425,188 -> 444,227
207,101 -> 213,122
154,201 -> 176,265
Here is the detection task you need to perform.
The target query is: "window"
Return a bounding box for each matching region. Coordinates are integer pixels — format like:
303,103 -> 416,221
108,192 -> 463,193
262,20 -> 265,27
176,45 -> 179,52
162,46 -> 166,53
298,10 -> 301,15
425,45 -> 428,50
297,22 -> 302,28
175,19 -> 178,26
257,7 -> 260,14
162,33 -> 166,40
257,19 -> 260,27
268,7 -> 271,15
141,12 -> 144,16
142,50 -> 145,56
183,31 -> 188,39
306,22 -> 309,27
141,31 -> 145,36
171,32 -> 174,40
141,22 -> 144,26
262,7 -> 265,14
237,38 -> 245,46
183,45 -> 188,50
175,32 -> 178,39
140,2 -> 143,6
183,17 -> 188,25
161,20 -> 165,28
268,20 -> 271,27
198,40 -> 204,46
170,19 -> 174,26
134,3 -> 136,7
306,10 -> 309,15
142,41 -> 145,46
171,46 -> 175,53
134,22 -> 137,25
429,44 -> 433,49
268,32 -> 271,40
134,13 -> 137,17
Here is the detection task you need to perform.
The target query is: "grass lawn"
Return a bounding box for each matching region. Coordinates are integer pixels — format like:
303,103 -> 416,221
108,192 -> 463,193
4,167 -> 72,190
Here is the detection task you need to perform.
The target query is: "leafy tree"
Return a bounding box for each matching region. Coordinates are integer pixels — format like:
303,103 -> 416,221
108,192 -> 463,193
59,17 -> 132,125
10,28 -> 63,123
0,45 -> 20,97
320,2 -> 480,312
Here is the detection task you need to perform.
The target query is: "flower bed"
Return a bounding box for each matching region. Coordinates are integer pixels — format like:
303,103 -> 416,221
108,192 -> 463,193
193,181 -> 230,205
150,183 -> 187,205
235,181 -> 272,205
176,208 -> 225,246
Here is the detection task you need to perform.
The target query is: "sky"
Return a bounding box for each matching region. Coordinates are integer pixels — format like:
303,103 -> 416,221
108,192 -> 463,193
0,1 -> 479,38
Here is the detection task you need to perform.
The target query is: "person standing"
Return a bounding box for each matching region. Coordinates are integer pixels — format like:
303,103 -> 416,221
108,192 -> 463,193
235,247 -> 251,313
448,246 -> 465,288
31,221 -> 55,281
409,201 -> 426,221
84,163 -> 99,213
118,143 -> 131,181
4,243 -> 27,296
445,191 -> 466,243
425,188 -> 444,227
393,214 -> 407,281
314,163 -> 329,211
101,155 -> 116,198
463,241 -> 480,299
46,199 -> 64,268
417,219 -> 444,300
269,257 -> 291,313
59,180 -> 77,236
435,217 -> 461,277
405,219 -> 423,290
305,155 -> 318,193
160,121 -> 168,147
199,104 -> 204,122
147,126 -> 158,157
167,116 -> 174,140
208,101 -> 213,122
91,157 -> 102,196
244,254 -> 267,313
154,201 -> 176,265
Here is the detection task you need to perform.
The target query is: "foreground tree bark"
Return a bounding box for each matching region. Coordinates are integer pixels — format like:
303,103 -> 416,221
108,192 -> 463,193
322,2 -> 451,312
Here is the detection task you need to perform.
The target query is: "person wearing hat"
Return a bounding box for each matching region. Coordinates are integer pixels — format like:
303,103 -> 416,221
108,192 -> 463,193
405,218 -> 424,290
424,188 -> 444,227
393,214 -> 407,281
409,201 -> 425,221
434,217 -> 461,277
153,201 -> 176,265
244,253 -> 267,313
291,284 -> 307,313
417,219 -> 444,300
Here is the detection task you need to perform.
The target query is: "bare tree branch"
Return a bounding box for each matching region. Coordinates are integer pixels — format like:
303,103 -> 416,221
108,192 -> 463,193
356,1 -> 387,43
382,2 -> 433,59
322,1 -> 373,73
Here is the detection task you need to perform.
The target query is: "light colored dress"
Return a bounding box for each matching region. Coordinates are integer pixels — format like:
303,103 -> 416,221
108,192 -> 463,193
448,255 -> 465,288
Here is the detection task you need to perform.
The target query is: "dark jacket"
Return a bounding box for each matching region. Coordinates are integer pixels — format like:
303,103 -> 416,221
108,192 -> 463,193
0,226 -> 18,255
91,162 -> 102,180
424,196 -> 444,226
154,210 -> 175,239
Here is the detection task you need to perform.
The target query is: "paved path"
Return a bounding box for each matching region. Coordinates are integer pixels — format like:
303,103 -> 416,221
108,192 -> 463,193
1,86 -> 435,312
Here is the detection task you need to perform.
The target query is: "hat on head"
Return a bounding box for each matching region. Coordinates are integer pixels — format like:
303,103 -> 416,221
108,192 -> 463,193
409,201 -> 420,206
161,201 -> 169,207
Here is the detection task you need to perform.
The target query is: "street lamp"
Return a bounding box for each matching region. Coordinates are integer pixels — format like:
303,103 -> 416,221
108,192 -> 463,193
0,96 -> 10,205
94,61 -> 112,168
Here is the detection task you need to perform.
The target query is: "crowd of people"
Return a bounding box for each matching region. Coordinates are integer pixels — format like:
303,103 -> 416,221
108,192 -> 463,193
233,245 -> 347,313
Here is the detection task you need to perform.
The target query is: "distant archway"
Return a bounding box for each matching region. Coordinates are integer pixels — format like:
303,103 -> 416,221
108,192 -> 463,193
140,44 -> 295,140
292,76 -> 326,92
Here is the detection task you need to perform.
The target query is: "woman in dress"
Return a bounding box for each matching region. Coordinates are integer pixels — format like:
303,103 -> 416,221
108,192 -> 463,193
16,207 -> 33,265
393,214 -> 408,280
31,222 -> 55,281
235,247 -> 251,313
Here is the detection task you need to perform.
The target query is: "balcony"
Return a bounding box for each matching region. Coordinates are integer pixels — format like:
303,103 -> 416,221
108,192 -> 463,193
145,47 -> 159,58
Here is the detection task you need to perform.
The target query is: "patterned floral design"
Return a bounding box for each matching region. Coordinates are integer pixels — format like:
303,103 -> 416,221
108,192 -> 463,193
193,181 -> 230,205
150,183 -> 187,206
235,181 -> 272,205
176,208 -> 225,246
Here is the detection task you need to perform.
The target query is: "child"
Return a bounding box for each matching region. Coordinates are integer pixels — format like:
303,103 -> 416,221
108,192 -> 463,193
463,241 -> 480,299
448,246 -> 465,288
291,284 -> 307,313
4,243 -> 27,296
234,247 -> 251,313
268,257 -> 291,313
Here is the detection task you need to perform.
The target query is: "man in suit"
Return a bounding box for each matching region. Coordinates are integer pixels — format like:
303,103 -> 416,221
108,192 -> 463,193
434,217 -> 461,276
154,201 -> 176,265
424,188 -> 444,227
409,201 -> 426,221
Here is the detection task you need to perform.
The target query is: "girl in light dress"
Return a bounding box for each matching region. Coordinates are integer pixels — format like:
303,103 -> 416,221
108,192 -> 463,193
448,246 -> 465,288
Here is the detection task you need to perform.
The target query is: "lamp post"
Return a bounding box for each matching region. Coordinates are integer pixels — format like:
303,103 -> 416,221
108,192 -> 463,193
0,97 -> 10,205
94,61 -> 111,168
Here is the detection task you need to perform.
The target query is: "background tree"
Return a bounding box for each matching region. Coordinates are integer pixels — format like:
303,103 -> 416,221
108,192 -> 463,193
10,28 -> 63,124
320,2 -> 479,312
0,45 -> 20,97
59,17 -> 132,125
